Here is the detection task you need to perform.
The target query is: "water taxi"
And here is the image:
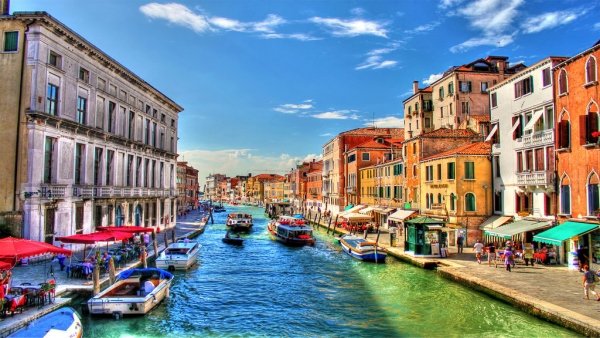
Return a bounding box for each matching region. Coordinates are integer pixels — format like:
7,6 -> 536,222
222,231 -> 244,246
226,213 -> 253,232
267,215 -> 315,246
155,240 -> 201,270
339,234 -> 386,263
8,307 -> 82,338
88,268 -> 174,318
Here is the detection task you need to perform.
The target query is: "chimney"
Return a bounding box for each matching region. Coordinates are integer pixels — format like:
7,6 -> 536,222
1,0 -> 9,15
413,81 -> 419,94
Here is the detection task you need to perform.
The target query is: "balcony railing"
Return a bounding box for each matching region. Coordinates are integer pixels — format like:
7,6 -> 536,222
519,129 -> 554,149
346,186 -> 356,193
33,184 -> 176,200
516,170 -> 554,186
40,184 -> 67,199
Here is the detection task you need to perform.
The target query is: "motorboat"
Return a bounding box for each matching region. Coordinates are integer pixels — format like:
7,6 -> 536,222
267,215 -> 315,246
213,205 -> 226,213
222,231 -> 244,246
155,240 -> 201,270
8,306 -> 82,338
87,268 -> 174,318
339,234 -> 386,263
226,213 -> 253,232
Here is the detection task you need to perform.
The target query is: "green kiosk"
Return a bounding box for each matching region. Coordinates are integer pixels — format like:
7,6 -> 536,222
404,216 -> 446,257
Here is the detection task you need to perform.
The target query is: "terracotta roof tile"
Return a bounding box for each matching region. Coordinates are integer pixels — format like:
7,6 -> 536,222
421,128 -> 479,138
422,142 -> 491,161
470,115 -> 491,122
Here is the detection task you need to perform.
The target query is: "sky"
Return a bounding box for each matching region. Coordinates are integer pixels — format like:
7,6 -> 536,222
12,0 -> 600,186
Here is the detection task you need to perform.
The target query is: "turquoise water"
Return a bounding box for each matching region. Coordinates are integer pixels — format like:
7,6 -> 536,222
82,205 -> 576,337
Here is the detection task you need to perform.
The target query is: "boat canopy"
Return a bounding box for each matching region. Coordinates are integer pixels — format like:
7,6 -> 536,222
117,268 -> 173,281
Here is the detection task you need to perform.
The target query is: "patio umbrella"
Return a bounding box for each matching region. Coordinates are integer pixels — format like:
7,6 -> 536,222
56,231 -> 133,259
96,226 -> 154,233
0,237 -> 72,266
0,260 -> 12,270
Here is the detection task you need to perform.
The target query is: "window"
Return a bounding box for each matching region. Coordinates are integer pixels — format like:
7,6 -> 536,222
106,150 -> 114,185
437,164 -> 442,180
362,153 -> 370,161
437,193 -> 442,204
481,82 -> 489,93
438,87 -> 444,99
171,119 -> 175,128
96,97 -> 105,129
135,157 -> 142,187
449,103 -> 453,115
461,101 -> 470,115
94,148 -> 103,186
586,56 -> 597,84
447,162 -> 455,180
415,102 -> 419,112
464,162 -> 475,180
491,92 -> 497,108
558,119 -> 571,149
107,101 -> 116,133
76,96 -> 87,124
426,165 -> 433,181
558,69 -> 568,95
465,193 -> 476,211
126,155 -> 133,186
128,111 -> 135,140
494,191 -> 503,212
74,143 -> 84,185
3,31 -> 18,52
97,77 -> 106,91
347,154 -> 356,163
514,76 -> 533,98
560,182 -> 571,215
512,115 -> 523,140
48,51 -> 62,68
79,67 -> 90,83
161,114 -> 166,123
448,82 -> 454,95
412,143 -> 416,154
525,150 -> 533,171
145,104 -> 151,115
425,117 -> 431,129
494,156 -> 500,177
413,165 -> 417,178
160,129 -> 165,149
424,100 -> 432,111
516,151 -> 523,172
43,137 -> 55,184
408,106 -> 412,114
153,108 -> 158,118
145,119 -> 150,144
459,81 -> 472,93
46,84 -> 59,115
542,67 -> 551,87
449,193 -> 456,211
535,148 -> 545,171
584,104 -> 599,144
588,174 -> 600,216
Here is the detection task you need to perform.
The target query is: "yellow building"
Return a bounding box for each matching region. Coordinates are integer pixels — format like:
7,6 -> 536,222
419,142 -> 492,246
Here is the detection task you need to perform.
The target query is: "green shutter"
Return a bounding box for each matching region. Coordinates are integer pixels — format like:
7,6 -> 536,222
4,31 -> 18,52
530,75 -> 534,92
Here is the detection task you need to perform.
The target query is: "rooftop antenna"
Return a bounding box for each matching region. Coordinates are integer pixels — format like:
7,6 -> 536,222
372,112 -> 376,128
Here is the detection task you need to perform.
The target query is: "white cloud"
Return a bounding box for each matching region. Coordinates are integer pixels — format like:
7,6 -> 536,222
423,73 -> 444,85
364,116 -> 404,128
521,10 -> 582,34
595,22 -> 600,31
262,33 -> 320,41
252,14 -> 286,33
405,21 -> 441,34
209,16 -> 245,31
439,0 -> 465,9
309,17 -> 388,38
357,42 -> 400,70
320,133 -> 333,137
180,148 -> 321,183
399,89 -> 414,98
450,34 -> 515,53
140,3 -> 212,33
311,110 -> 359,120
274,100 -> 314,114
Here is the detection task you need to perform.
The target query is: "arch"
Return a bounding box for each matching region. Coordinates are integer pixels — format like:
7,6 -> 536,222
115,205 -> 123,226
558,68 -> 568,95
558,110 -> 571,149
134,204 -> 143,226
465,192 -> 476,212
560,173 -> 571,186
559,108 -> 570,121
559,174 -> 571,215
588,99 -> 599,114
437,193 -> 442,204
449,193 -> 456,211
586,55 -> 597,83
588,170 -> 600,185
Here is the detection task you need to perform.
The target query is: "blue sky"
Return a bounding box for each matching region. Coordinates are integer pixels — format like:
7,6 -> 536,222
13,0 -> 600,184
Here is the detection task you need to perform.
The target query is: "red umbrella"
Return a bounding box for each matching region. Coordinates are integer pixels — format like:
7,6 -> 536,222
96,226 -> 154,233
56,231 -> 133,244
0,237 -> 72,265
0,260 -> 12,270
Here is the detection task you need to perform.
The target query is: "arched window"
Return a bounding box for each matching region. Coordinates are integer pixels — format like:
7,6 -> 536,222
465,193 -> 476,211
437,193 -> 442,204
558,69 -> 568,95
449,193 -> 456,211
585,101 -> 599,144
586,56 -> 597,84
558,110 -> 571,149
560,176 -> 571,215
588,172 -> 600,216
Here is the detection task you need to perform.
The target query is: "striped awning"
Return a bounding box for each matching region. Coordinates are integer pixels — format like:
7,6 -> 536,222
485,220 -> 551,239
388,210 -> 416,222
359,207 -> 376,214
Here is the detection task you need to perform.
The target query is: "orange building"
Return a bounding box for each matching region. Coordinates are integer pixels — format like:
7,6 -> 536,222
305,160 -> 323,209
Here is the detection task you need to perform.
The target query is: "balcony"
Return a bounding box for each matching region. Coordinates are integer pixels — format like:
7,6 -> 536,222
346,186 -> 356,194
40,184 -> 67,199
516,170 -> 554,187
34,184 -> 176,200
519,129 -> 554,149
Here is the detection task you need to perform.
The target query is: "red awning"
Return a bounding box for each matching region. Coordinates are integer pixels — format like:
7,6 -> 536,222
0,260 -> 13,270
96,226 -> 155,233
0,237 -> 72,265
56,231 -> 133,244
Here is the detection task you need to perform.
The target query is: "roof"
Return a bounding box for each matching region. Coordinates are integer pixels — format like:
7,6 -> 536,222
338,127 -> 404,137
422,142 -> 491,162
469,115 -> 491,123
554,39 -> 600,69
420,128 -> 479,139
251,174 -> 284,182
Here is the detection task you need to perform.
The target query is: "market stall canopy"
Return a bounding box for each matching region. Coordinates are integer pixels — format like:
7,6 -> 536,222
374,207 -> 395,214
479,215 -> 513,230
388,210 -> 416,222
405,216 -> 445,230
96,226 -> 155,233
341,205 -> 365,215
341,213 -> 372,222
359,207 -> 376,214
0,237 -> 72,265
56,231 -> 133,244
533,221 -> 599,246
485,220 -> 551,239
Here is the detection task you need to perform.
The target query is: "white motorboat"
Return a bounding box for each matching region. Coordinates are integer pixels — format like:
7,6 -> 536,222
8,306 -> 82,338
87,268 -> 174,318
155,240 -> 201,270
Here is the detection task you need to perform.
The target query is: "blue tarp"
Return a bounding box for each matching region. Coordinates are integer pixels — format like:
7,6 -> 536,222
117,268 -> 173,281
293,214 -> 304,219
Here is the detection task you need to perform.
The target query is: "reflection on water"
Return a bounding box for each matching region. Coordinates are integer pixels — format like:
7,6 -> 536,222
82,205 -> 576,338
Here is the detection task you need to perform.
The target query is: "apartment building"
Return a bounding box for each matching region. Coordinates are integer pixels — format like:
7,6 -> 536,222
404,81 -> 433,140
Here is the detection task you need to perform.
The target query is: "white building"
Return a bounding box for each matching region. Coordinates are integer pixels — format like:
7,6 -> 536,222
6,11 -> 182,243
488,57 -> 567,220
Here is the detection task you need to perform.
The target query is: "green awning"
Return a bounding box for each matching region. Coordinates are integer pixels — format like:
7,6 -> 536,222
344,204 -> 354,211
405,216 -> 445,225
533,221 -> 599,246
485,220 -> 551,239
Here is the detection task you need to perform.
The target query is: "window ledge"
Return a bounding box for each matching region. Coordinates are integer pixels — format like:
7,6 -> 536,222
582,142 -> 599,149
584,81 -> 598,88
558,92 -> 568,97
556,147 -> 570,153
584,215 -> 600,220
557,213 -> 571,217
463,179 -> 476,181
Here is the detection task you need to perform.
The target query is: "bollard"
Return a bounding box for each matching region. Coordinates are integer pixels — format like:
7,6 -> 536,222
332,215 -> 339,234
317,214 -> 321,228
326,217 -> 332,234
108,257 -> 116,285
163,231 -> 169,248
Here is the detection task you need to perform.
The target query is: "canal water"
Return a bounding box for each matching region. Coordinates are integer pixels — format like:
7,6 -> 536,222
82,205 -> 575,337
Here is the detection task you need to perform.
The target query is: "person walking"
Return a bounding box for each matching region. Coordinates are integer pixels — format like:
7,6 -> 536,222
473,239 -> 484,264
457,235 -> 464,254
523,243 -> 535,266
487,242 -> 497,268
582,265 -> 600,300
504,247 -> 514,272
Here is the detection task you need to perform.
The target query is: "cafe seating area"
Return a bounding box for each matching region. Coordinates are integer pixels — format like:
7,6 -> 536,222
1,280 -> 56,317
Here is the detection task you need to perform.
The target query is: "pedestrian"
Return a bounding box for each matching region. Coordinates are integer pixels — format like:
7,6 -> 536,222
487,242 -> 497,268
143,232 -> 150,247
523,243 -> 535,266
473,239 -> 484,264
457,234 -> 464,254
504,247 -> 514,272
582,265 -> 600,300
577,246 -> 589,271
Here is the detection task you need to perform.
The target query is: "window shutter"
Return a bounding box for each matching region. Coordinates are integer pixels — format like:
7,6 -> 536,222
580,115 -> 589,145
529,75 -> 534,92
468,81 -> 472,92
589,112 -> 599,143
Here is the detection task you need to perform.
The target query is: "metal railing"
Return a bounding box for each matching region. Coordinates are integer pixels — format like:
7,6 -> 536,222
516,170 -> 554,186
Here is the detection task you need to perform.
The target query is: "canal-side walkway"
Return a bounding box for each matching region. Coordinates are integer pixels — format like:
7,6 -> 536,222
0,210 -> 207,337
307,213 -> 600,336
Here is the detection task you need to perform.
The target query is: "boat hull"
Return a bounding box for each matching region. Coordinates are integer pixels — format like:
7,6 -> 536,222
88,278 -> 172,316
340,237 -> 387,263
222,237 -> 244,246
267,225 -> 315,247
155,242 -> 201,271
8,307 -> 82,338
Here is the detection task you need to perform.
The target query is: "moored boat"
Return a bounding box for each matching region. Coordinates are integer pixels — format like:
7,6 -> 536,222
156,239 -> 201,270
8,306 -> 82,338
226,213 -> 253,232
213,205 -> 226,213
267,215 -> 315,246
87,268 -> 174,318
222,231 -> 244,246
339,234 -> 386,263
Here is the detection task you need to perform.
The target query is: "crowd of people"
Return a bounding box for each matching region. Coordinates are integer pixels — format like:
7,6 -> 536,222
471,239 -> 558,272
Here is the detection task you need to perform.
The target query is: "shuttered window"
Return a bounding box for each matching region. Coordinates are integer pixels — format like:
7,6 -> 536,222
4,31 -> 18,52
464,162 -> 475,180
